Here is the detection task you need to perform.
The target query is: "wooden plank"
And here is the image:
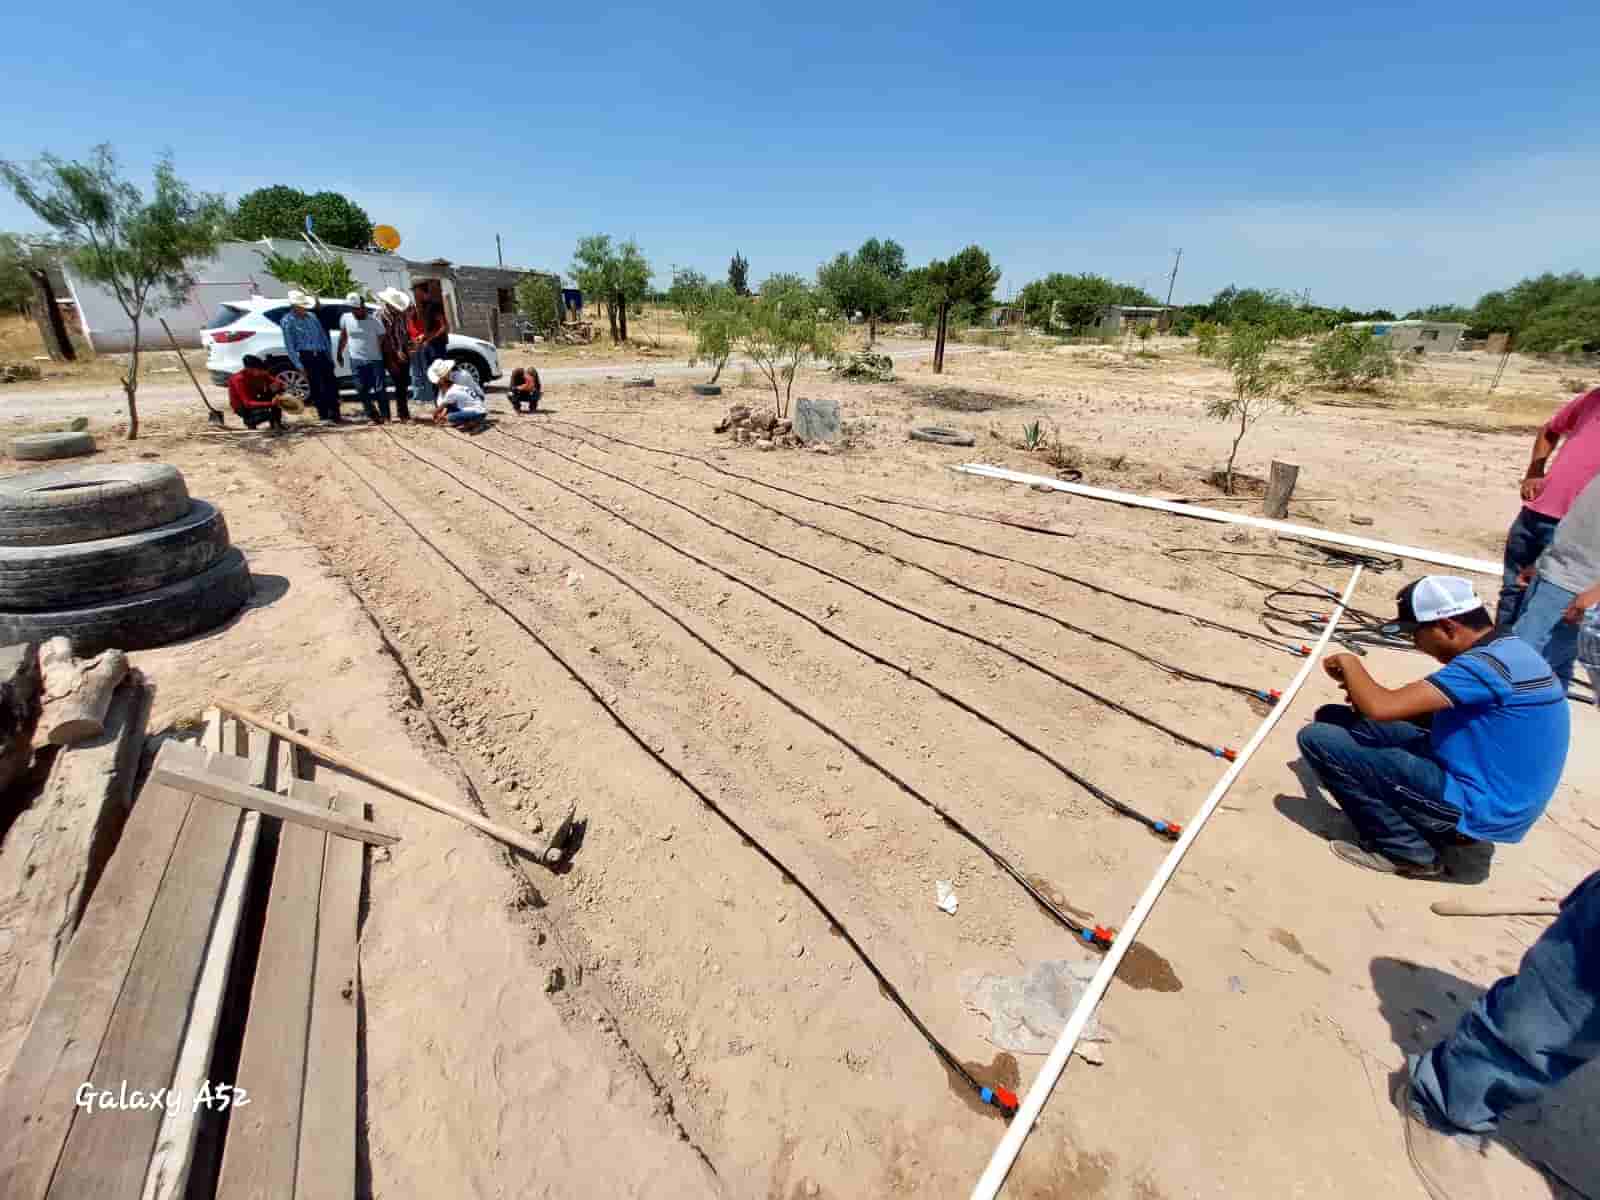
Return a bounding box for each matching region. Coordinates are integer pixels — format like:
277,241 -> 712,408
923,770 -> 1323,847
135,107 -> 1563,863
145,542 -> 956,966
149,743 -> 398,847
44,756 -> 250,1200
0,677 -> 150,1074
954,463 -> 1502,576
214,759 -> 329,1200
0,779 -> 195,1200
142,722 -> 266,1200
1264,459 -> 1300,519
295,789 -> 363,1200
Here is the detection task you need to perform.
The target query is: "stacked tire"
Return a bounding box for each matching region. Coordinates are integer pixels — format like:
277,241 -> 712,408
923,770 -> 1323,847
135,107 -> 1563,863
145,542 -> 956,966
0,464 -> 252,655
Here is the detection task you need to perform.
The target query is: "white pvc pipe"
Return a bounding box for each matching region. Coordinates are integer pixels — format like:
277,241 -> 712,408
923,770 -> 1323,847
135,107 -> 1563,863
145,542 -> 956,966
969,565 -> 1364,1200
954,464 -> 1500,577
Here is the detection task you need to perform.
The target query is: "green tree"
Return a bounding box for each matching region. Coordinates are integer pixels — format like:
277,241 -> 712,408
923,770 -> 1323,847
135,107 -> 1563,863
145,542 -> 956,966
1402,303 -> 1472,323
0,231 -> 64,313
916,245 -> 1001,374
257,249 -> 359,299
1305,325 -> 1402,390
570,234 -> 652,342
515,274 -> 562,336
1207,324 -> 1298,494
668,267 -> 710,318
737,283 -> 838,417
230,185 -> 375,250
2,145 -> 226,438
817,240 -> 898,344
856,236 -> 906,282
1018,273 -> 1157,333
759,272 -> 808,299
728,251 -> 750,296
688,283 -> 741,384
1472,272 -> 1600,352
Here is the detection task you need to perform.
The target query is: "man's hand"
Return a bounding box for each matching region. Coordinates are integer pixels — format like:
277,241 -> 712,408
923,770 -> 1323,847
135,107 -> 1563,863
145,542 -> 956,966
1521,474 -> 1547,503
1322,653 -> 1356,693
1517,564 -> 1536,587
1563,584 -> 1600,625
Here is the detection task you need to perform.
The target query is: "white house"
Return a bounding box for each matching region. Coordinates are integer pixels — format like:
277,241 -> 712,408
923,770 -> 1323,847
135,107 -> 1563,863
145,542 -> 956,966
1344,319 -> 1466,354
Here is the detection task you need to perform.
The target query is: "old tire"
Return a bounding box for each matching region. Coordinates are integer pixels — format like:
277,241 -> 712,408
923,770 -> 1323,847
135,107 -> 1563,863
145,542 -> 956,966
908,426 -> 976,447
0,463 -> 190,547
0,501 -> 230,610
622,377 -> 656,389
12,432 -> 96,461
692,384 -> 723,396
0,546 -> 252,655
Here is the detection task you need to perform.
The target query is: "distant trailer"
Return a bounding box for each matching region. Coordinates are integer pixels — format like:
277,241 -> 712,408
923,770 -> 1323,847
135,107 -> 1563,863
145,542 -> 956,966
1344,319 -> 1466,354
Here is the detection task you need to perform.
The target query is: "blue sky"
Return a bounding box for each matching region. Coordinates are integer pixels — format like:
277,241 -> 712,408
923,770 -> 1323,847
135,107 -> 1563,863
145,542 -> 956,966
2,1 -> 1594,311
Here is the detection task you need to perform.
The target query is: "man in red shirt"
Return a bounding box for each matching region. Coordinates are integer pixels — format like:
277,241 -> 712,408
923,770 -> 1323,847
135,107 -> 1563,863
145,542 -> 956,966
406,280 -> 451,407
1497,386 -> 1600,628
226,355 -> 284,430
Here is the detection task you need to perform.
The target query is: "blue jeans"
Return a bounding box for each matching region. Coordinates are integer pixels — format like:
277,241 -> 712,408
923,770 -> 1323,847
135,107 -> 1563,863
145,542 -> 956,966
351,358 -> 387,421
410,342 -> 440,409
1511,573 -> 1581,690
1296,704 -> 1460,867
444,405 -> 484,427
1409,869 -> 1600,1133
1497,507 -> 1560,630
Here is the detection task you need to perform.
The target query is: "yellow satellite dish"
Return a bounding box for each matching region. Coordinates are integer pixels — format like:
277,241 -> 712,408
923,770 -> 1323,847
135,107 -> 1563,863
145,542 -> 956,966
373,224 -> 402,251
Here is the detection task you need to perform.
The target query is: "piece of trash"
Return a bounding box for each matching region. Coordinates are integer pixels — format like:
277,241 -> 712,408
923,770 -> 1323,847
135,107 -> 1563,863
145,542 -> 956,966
960,961 -> 1109,1059
566,570 -> 583,588
936,880 -> 959,914
1228,974 -> 1247,994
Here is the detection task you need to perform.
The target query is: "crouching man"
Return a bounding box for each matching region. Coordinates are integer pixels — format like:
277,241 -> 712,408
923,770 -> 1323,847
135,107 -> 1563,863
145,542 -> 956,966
227,354 -> 285,430
428,358 -> 488,432
1296,576 -> 1569,879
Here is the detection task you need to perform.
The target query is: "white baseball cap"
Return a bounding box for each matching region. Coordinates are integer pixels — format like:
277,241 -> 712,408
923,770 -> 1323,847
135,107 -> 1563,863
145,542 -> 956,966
345,292 -> 366,306
1383,576 -> 1484,633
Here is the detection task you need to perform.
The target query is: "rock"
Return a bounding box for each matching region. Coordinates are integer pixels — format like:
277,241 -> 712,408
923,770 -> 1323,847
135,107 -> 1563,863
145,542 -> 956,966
810,443 -> 833,455
1350,514 -> 1375,526
775,420 -> 793,436
544,966 -> 565,994
713,420 -> 730,433
756,439 -> 775,452
789,941 -> 805,958
665,1036 -> 682,1058
509,559 -> 531,575
753,411 -> 778,433
832,350 -> 895,382
802,1179 -> 821,1198
0,642 -> 41,795
793,397 -> 842,444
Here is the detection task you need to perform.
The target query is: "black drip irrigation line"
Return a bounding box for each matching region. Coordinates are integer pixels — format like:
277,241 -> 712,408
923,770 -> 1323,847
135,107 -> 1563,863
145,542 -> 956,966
492,425 -> 1238,765
316,437 -> 1021,1118
376,426 -> 1116,940
546,416 -> 1298,657
436,426 -> 1183,837
517,425 -> 1276,707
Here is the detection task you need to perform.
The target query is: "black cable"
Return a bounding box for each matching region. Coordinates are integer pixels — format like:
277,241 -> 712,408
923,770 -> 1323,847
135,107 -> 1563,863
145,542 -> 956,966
490,425 -> 1238,762
544,417 -> 1297,655
315,437 -> 1018,1118
510,424 -> 1276,705
376,426 -> 1120,938
435,425 -> 1185,834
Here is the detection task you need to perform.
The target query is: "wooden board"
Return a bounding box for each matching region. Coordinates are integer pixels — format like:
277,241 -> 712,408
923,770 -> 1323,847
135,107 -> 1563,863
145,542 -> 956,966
295,790 -> 363,1200
149,743 -> 398,847
0,678 -> 150,1074
214,774 -> 330,1200
43,754 -> 250,1200
0,778 -> 195,1200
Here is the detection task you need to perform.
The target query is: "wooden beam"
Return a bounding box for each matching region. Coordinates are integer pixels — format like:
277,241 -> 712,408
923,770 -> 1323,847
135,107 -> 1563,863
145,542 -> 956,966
1263,460 -> 1299,520
149,742 -> 399,847
215,699 -> 559,863
953,463 -> 1502,577
0,781 -> 194,1200
141,721 -> 265,1200
215,731 -> 327,1200
295,791 -> 363,1200
44,757 -> 247,1200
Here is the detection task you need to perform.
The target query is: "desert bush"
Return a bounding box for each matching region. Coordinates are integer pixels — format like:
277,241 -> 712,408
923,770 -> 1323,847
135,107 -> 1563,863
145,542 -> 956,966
1306,326 -> 1402,390
1208,324 -> 1298,493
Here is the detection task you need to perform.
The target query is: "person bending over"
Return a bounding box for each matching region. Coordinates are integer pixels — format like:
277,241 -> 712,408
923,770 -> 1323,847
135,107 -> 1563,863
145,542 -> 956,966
508,365 -> 542,413
428,358 -> 487,432
227,355 -> 284,430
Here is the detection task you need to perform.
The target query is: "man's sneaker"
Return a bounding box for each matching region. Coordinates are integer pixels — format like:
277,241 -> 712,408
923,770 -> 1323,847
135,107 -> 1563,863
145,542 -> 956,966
1394,1078 -> 1490,1200
1331,840 -> 1444,878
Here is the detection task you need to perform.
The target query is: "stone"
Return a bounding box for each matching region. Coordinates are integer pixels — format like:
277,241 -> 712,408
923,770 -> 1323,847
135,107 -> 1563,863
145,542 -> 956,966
0,642 -> 41,796
1350,514 -> 1375,526
793,397 -> 842,444
775,419 -> 793,436
756,439 -> 775,452
752,411 -> 778,433
509,559 -> 531,575
789,941 -> 805,958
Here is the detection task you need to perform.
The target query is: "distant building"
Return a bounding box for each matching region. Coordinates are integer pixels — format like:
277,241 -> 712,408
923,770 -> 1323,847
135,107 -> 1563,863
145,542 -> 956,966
409,259 -> 558,346
1345,319 -> 1466,354
1091,304 -> 1170,335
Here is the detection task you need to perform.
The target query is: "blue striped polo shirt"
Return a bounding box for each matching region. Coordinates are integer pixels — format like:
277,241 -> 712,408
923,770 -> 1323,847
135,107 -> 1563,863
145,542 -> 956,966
1426,631 -> 1570,842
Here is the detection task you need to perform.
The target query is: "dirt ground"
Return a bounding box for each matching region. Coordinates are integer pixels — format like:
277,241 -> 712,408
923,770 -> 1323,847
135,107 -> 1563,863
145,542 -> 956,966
24,335 -> 1600,1198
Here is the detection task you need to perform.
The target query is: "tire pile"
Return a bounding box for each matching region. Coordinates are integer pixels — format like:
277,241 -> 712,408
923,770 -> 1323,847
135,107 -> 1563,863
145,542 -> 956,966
0,464 -> 253,655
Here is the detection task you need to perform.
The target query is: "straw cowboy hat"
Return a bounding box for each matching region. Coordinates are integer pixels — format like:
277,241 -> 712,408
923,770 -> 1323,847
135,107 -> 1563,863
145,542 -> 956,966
287,289 -> 315,309
378,286 -> 413,311
426,359 -> 457,385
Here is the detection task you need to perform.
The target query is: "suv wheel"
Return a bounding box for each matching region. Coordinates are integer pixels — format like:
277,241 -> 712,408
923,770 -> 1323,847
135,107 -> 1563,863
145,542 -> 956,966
450,354 -> 487,388
270,360 -> 309,402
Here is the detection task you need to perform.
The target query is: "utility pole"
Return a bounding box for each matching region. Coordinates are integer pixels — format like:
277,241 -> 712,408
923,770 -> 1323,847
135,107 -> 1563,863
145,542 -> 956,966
1163,247 -> 1183,309
495,234 -> 503,267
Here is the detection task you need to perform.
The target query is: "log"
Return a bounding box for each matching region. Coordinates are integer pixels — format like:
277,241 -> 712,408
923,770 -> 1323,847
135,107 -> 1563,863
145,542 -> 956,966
149,741 -> 399,846
0,640 -> 41,797
1263,460 -> 1299,520
1430,898 -> 1560,917
216,697 -> 565,864
44,650 -> 128,746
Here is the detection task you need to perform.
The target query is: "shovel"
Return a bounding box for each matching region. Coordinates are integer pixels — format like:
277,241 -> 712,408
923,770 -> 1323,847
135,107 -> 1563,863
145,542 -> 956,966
160,318 -> 225,426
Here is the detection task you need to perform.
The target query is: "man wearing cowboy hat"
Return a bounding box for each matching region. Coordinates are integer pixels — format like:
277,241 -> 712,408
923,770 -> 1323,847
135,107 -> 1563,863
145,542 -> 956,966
377,287 -> 414,422
427,358 -> 487,431
337,293 -> 389,422
281,290 -> 340,422
1296,575 -> 1569,879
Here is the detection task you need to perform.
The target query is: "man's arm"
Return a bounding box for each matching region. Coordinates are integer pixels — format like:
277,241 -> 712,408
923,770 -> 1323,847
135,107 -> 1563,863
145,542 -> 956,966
1323,653 -> 1452,722
1521,425 -> 1563,502
336,319 -> 348,366
1565,582 -> 1600,624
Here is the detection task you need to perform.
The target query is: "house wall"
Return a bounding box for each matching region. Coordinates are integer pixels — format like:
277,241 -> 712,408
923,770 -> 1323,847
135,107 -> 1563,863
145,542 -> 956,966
449,265 -> 534,345
63,240 -> 409,351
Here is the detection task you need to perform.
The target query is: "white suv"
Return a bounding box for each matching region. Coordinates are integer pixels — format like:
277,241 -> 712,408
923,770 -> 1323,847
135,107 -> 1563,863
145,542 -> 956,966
202,296 -> 501,400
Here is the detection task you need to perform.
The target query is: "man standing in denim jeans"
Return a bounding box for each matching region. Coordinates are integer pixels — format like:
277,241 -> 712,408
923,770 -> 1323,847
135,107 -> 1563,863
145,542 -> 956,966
1296,576 -> 1568,878
1496,385 -> 1600,629
336,293 -> 388,422
1511,473 -> 1600,690
1396,868 -> 1600,1198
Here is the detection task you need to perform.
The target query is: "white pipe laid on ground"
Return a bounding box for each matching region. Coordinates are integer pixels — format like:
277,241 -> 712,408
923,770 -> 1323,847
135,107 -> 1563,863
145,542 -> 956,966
954,464 -> 1500,577
969,565 -> 1364,1200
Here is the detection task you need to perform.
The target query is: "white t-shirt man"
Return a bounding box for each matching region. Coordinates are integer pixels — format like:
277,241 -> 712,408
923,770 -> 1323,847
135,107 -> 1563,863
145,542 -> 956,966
338,309 -> 385,363
438,373 -> 486,416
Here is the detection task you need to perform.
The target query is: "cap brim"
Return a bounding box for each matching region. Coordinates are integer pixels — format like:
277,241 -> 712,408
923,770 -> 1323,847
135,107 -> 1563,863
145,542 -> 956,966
1381,621 -> 1418,635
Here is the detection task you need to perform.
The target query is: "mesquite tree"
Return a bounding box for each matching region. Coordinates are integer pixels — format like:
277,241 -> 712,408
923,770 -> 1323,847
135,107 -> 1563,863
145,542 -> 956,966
1208,323 -> 1298,494
737,283 -> 837,417
918,245 -> 1000,374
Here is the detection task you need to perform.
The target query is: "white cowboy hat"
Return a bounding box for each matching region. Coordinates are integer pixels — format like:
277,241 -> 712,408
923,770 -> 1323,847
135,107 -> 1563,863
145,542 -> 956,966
378,286 -> 413,311
345,292 -> 367,307
427,358 -> 456,385
288,289 -> 315,309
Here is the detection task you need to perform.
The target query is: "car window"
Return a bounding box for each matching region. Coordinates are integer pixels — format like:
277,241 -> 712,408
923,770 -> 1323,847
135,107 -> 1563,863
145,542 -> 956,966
318,305 -> 348,333
206,303 -> 247,330
263,306 -> 290,326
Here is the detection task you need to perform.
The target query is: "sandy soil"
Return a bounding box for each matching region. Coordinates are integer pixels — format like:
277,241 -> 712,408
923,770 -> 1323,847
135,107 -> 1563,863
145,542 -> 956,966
25,334 -> 1599,1198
